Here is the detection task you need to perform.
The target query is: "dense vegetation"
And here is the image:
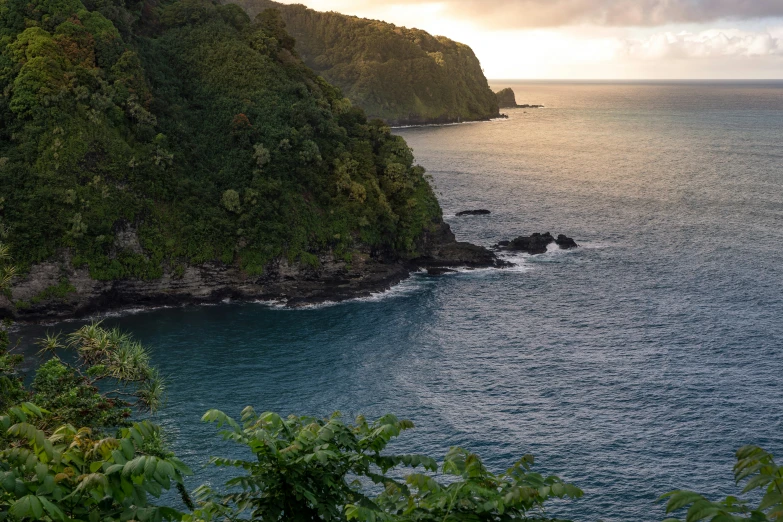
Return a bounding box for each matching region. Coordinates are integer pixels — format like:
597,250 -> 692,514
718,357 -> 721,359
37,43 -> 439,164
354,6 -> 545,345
225,0 -> 501,125
0,0 -> 441,286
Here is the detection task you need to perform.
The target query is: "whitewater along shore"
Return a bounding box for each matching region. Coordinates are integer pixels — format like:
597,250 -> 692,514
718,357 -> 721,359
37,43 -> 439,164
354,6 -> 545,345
0,221 -> 506,322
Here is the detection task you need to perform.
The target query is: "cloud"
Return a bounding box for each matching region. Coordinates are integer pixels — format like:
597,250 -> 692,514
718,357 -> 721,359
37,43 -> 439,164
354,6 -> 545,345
621,29 -> 783,59
317,0 -> 783,28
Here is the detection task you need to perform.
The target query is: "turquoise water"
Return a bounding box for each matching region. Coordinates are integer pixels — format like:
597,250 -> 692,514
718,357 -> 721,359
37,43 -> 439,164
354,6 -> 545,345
15,81 -> 783,521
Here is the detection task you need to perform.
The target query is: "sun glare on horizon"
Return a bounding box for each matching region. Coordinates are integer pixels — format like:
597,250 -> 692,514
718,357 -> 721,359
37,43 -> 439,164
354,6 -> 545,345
275,0 -> 783,79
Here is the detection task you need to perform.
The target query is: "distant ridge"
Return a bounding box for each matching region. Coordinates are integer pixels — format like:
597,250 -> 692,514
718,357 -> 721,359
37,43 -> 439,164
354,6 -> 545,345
226,0 -> 502,126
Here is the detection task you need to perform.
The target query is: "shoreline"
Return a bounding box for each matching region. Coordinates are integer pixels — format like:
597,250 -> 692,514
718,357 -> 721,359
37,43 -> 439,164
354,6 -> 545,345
1,222 -> 506,325
387,113 -> 507,129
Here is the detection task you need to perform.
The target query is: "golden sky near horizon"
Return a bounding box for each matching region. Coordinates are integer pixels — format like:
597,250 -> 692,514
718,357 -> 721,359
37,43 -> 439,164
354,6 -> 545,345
274,0 -> 783,79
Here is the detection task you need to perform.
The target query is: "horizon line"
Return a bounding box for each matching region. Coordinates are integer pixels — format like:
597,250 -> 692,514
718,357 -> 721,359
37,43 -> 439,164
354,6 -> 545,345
488,78 -> 783,82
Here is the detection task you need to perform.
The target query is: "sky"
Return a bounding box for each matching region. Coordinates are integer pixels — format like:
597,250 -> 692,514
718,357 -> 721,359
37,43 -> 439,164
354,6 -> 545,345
274,0 -> 783,79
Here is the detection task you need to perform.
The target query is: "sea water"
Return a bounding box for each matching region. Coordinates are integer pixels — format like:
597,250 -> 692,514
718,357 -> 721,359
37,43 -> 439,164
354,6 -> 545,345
14,81 -> 783,521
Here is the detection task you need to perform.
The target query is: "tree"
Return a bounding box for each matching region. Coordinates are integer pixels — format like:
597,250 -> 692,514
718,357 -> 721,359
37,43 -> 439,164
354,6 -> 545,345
256,8 -> 296,51
662,446 -> 783,521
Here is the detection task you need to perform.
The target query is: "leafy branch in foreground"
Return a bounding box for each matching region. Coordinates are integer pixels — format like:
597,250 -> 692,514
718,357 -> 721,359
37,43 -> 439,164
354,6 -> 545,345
358,448 -> 583,522
0,403 -> 191,521
187,408 -> 582,522
662,445 -> 783,521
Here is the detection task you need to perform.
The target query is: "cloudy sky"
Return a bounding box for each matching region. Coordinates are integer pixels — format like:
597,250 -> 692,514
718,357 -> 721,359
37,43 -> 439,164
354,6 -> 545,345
275,0 -> 783,79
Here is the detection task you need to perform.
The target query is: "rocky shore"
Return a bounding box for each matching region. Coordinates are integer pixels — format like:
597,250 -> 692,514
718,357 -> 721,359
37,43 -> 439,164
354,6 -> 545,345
0,221 -> 506,322
388,113 -> 507,128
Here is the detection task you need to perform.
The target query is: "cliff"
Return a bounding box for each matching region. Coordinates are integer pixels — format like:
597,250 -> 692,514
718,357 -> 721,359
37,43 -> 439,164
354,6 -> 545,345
0,0 -> 501,321
225,0 -> 501,126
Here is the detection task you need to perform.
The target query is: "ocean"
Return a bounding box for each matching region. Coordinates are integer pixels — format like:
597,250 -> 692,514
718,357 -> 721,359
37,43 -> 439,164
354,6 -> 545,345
14,81 -> 783,521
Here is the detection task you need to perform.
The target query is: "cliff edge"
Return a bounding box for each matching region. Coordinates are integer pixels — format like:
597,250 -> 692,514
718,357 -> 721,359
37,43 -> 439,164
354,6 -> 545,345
226,0 -> 502,126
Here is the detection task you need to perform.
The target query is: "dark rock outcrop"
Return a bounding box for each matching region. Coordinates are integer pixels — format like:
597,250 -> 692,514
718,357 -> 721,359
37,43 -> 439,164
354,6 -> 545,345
507,232 -> 555,255
495,88 -> 544,109
556,234 -> 578,249
496,88 -> 518,108
412,222 -> 507,270
456,209 -> 491,216
494,232 -> 578,255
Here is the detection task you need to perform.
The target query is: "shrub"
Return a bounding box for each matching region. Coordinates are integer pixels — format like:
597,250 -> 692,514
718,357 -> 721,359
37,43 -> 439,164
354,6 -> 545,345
0,404 -> 191,521
188,408 -> 582,522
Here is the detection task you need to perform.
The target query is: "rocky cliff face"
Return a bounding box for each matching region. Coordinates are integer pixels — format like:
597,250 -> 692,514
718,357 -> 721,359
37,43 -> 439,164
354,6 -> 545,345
1,222 -> 502,321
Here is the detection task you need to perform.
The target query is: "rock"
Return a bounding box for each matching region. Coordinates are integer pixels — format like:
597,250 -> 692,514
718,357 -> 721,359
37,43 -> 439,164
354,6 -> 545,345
425,267 -> 457,276
411,222 -> 508,269
495,232 -> 563,255
506,232 -> 554,254
494,88 -> 544,109
456,209 -> 491,216
555,234 -> 578,249
495,87 -> 518,108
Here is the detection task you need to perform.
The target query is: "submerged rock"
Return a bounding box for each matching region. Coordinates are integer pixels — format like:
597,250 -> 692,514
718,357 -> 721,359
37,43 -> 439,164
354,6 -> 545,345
456,209 -> 491,216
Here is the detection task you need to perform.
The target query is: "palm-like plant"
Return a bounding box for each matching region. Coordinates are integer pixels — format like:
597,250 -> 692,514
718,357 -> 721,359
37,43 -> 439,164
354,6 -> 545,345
29,323 -> 166,432
60,322 -> 162,411
0,241 -> 16,291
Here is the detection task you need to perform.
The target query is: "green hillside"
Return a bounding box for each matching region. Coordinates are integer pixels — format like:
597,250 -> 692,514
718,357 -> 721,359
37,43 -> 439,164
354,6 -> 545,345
226,0 -> 501,125
0,0 -> 441,283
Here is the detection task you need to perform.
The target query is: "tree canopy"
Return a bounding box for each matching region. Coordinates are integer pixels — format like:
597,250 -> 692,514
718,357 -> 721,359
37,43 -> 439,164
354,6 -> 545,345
0,0 -> 442,291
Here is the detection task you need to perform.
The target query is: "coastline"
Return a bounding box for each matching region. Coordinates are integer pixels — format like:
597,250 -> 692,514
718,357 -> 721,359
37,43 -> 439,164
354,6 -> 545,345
386,113 -> 507,128
0,222 -> 505,324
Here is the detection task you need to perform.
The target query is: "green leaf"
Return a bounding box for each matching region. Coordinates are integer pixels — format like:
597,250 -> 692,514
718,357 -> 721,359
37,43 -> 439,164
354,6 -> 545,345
40,497 -> 66,521
9,495 -> 30,518
666,491 -> 707,513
